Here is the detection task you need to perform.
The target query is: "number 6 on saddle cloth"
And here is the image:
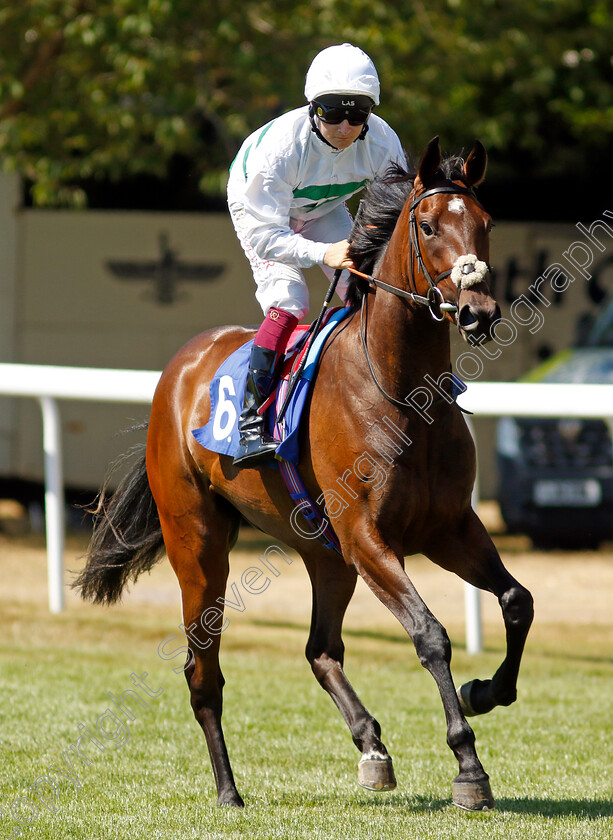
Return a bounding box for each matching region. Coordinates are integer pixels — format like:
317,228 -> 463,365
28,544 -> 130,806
192,307 -> 351,551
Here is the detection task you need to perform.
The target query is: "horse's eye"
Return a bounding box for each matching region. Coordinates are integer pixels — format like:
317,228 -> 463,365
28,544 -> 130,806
420,221 -> 434,236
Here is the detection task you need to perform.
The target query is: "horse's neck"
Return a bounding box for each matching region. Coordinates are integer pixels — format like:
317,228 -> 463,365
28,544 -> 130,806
364,246 -> 453,398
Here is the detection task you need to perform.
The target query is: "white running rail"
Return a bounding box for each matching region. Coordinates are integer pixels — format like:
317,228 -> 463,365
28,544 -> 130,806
0,364 -> 160,614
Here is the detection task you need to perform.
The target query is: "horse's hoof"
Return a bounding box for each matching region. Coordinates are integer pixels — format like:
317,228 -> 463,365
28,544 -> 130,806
457,680 -> 478,716
358,752 -> 397,791
452,777 -> 495,811
217,790 -> 245,807
457,679 -> 496,717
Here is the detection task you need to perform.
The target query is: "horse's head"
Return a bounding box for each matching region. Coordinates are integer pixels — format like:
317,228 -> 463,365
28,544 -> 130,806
408,136 -> 500,342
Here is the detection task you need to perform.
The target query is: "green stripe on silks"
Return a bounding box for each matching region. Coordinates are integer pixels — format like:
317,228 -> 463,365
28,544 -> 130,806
229,119 -> 278,180
293,179 -> 368,201
242,121 -> 277,179
255,120 -> 275,148
241,144 -> 253,179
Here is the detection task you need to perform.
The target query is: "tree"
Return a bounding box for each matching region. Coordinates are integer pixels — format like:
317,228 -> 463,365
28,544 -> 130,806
0,0 -> 296,205
1,0 -> 611,207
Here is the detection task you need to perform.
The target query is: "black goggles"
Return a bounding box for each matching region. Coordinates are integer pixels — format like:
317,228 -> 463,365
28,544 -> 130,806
313,100 -> 372,126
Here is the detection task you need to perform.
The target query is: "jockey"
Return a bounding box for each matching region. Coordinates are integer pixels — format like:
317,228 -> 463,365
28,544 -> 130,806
228,42 -> 405,466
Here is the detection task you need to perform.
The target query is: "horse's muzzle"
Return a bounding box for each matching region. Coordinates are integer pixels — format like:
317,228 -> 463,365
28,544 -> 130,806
457,298 -> 501,343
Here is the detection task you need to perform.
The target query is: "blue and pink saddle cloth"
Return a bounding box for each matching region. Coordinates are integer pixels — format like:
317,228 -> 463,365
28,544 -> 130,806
192,306 -> 352,554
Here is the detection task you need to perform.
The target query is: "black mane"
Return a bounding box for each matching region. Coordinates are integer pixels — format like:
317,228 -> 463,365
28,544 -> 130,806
345,154 -> 466,307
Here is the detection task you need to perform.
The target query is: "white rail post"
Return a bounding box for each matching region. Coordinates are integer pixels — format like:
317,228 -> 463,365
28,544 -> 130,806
38,396 -> 65,613
464,416 -> 483,654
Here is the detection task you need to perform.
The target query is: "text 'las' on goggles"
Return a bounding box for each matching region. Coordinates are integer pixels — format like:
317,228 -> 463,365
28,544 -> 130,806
313,95 -> 373,126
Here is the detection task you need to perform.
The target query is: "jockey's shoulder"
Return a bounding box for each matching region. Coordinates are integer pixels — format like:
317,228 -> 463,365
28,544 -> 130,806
365,113 -> 403,146
245,107 -> 311,156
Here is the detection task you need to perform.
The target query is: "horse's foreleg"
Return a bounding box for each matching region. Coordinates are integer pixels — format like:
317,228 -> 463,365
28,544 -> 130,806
457,576 -> 534,717
348,533 -> 494,811
427,509 -> 534,717
304,555 -> 396,791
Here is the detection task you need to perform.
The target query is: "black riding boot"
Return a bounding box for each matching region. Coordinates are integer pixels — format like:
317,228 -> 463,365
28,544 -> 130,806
233,344 -> 280,466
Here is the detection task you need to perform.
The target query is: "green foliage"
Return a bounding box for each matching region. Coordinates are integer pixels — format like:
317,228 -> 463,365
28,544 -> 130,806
0,0 -> 611,205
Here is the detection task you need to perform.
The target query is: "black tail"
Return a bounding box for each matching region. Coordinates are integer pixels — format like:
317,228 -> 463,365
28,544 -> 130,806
73,444 -> 165,605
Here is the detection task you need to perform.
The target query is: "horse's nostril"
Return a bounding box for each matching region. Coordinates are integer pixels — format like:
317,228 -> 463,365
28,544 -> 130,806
458,304 -> 479,330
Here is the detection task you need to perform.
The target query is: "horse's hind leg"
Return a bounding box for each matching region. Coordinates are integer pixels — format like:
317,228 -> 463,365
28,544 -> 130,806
304,554 -> 396,792
427,508 -> 534,718
150,463 -> 244,807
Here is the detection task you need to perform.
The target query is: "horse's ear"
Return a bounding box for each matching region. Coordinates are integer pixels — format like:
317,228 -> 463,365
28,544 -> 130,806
415,136 -> 441,191
463,140 -> 487,187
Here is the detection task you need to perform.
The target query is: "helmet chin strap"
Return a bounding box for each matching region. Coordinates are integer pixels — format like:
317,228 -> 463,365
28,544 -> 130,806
308,107 -> 337,148
308,105 -> 370,148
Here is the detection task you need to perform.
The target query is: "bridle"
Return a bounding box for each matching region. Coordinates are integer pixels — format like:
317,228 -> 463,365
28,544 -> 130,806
350,182 -> 482,321
407,183 -> 481,319
352,181 -> 486,413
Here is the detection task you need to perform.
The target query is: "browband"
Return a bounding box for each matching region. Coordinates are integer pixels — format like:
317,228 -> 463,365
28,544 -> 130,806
410,184 -> 476,211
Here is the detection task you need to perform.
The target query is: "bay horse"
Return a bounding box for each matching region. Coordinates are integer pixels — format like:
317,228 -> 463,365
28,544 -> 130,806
75,136 -> 534,811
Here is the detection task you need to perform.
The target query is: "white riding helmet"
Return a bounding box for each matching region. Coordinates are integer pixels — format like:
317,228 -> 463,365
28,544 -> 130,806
304,43 -> 380,106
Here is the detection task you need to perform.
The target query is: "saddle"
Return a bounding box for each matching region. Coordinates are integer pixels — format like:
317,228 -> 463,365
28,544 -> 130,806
192,306 -> 350,464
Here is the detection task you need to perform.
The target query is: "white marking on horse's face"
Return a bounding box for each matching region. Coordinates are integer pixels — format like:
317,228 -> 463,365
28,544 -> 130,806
448,197 -> 465,214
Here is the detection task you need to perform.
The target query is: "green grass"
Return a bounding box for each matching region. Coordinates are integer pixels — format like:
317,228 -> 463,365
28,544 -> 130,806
0,547 -> 611,839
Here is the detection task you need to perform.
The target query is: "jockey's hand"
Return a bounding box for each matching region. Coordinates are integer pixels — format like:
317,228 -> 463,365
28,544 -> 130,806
323,239 -> 355,270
